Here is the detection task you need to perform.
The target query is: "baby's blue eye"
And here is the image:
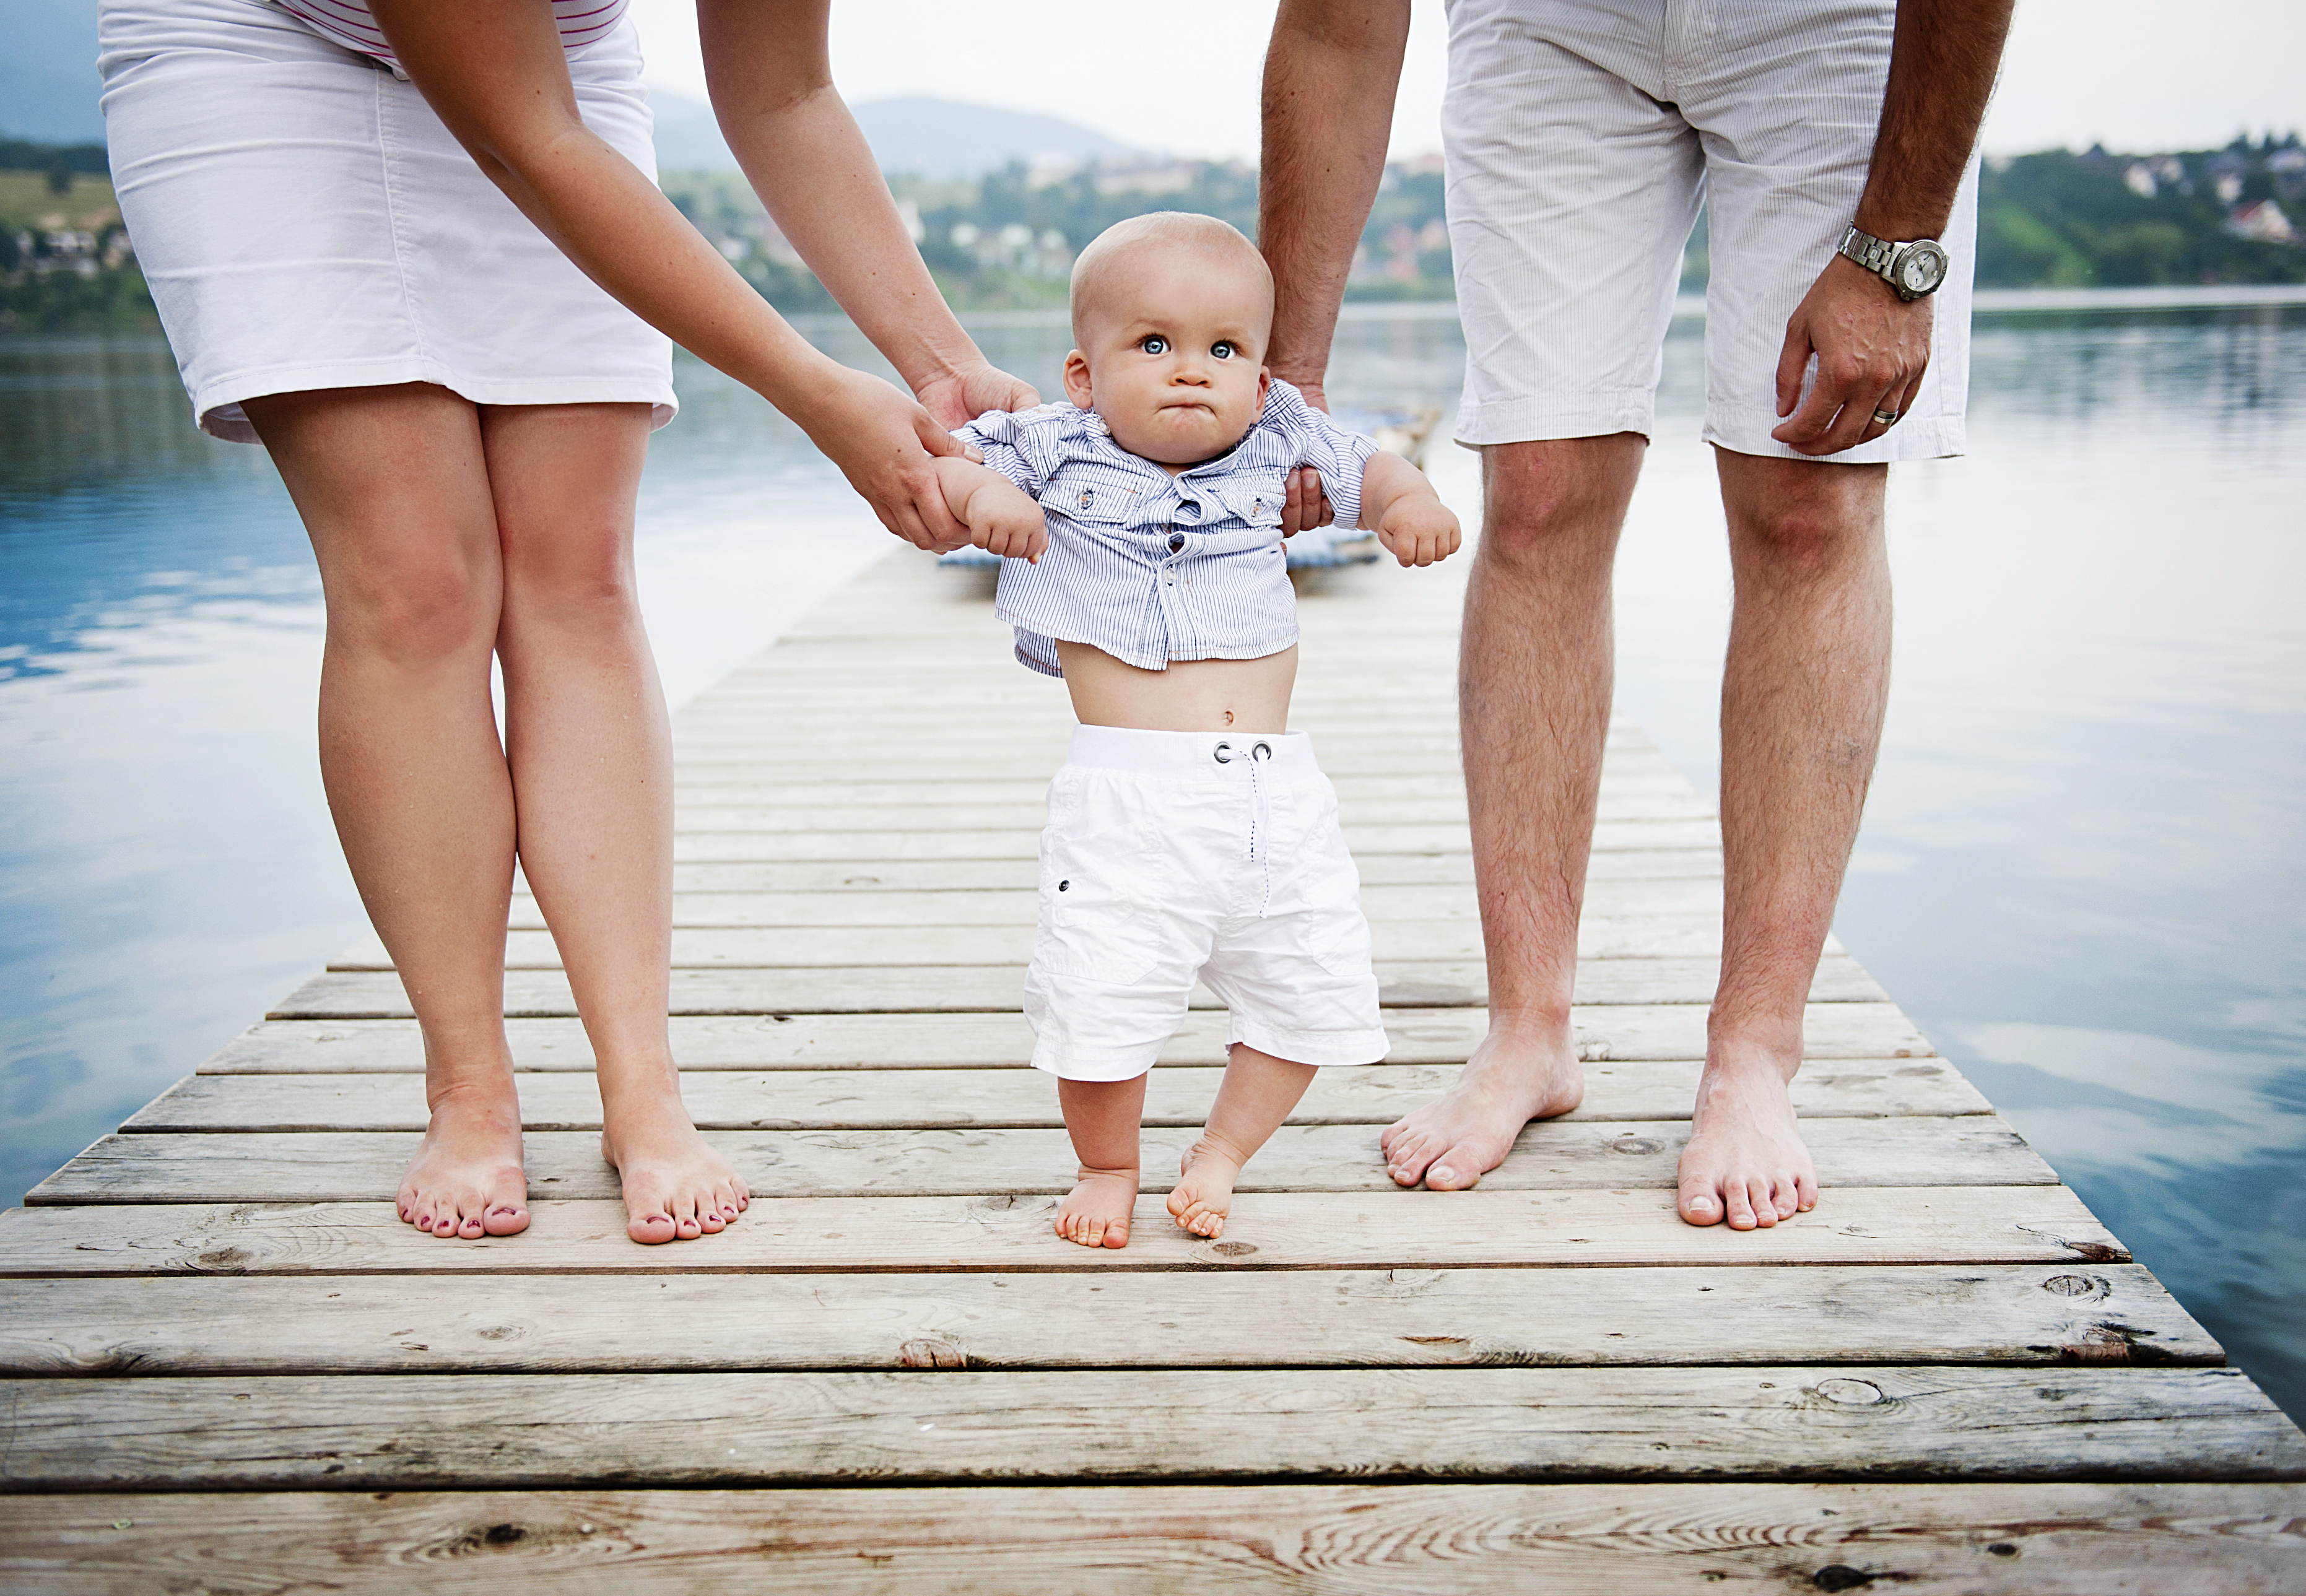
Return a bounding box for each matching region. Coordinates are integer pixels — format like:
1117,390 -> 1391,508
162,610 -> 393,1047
1141,335 -> 1169,355
1212,341 -> 1236,359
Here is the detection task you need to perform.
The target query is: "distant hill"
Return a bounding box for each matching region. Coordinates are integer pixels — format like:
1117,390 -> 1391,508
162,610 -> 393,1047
650,92 -> 1134,178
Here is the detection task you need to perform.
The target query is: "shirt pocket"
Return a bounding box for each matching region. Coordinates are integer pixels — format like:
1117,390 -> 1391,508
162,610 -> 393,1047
1216,478 -> 1288,531
1034,784 -> 1180,986
1040,467 -> 1138,529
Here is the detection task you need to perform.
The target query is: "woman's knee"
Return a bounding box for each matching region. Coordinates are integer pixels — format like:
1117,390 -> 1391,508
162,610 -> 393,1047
328,540 -> 501,665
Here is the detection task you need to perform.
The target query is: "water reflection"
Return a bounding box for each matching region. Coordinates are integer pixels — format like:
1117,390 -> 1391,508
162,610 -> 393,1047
1,307 -> 2300,1425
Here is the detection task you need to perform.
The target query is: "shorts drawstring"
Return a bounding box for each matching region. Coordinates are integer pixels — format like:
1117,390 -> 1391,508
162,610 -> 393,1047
1247,742 -> 1274,918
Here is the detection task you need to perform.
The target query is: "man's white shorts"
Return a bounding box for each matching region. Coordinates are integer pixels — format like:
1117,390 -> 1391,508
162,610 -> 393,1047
1024,726 -> 1391,1082
1443,0 -> 1975,463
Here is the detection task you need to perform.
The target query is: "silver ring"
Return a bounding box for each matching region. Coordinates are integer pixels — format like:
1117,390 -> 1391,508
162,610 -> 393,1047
1872,407 -> 1899,426
1212,742 -> 1233,765
1251,741 -> 1274,761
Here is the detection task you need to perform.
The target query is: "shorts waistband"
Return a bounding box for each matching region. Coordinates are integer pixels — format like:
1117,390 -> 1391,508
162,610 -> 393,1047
1064,724 -> 1319,779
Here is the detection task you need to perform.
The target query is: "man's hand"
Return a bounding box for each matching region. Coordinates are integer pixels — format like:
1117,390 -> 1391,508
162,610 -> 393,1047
794,362 -> 979,552
915,362 -> 1041,430
929,456 -> 1048,563
1770,254 -> 1933,456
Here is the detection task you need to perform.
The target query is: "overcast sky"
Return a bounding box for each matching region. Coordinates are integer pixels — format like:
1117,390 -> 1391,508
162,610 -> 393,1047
628,0 -> 2301,161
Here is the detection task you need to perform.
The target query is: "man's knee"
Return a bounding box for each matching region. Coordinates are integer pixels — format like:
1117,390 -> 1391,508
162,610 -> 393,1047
1723,457 -> 1885,577
1477,435 -> 1644,568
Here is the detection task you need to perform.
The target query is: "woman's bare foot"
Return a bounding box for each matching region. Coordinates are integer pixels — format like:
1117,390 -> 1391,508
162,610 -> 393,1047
1677,1044 -> 1818,1229
1056,1166 -> 1139,1249
397,1078 -> 531,1239
1380,1018 -> 1585,1190
1168,1137 -> 1250,1239
599,1083 -> 750,1244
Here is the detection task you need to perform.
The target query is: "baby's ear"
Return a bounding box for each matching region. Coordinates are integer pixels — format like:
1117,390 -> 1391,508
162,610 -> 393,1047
1062,350 -> 1095,411
1255,366 -> 1271,414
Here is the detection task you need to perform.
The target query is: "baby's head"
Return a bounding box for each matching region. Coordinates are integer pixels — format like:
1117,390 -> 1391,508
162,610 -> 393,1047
1063,212 -> 1274,467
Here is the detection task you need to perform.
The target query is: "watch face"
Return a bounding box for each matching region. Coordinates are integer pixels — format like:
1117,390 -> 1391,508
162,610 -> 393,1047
1899,243 -> 1948,295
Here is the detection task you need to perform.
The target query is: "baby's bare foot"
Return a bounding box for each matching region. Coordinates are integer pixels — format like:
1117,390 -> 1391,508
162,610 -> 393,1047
599,1085 -> 750,1246
397,1078 -> 529,1240
1167,1137 -> 1248,1239
1056,1166 -> 1139,1249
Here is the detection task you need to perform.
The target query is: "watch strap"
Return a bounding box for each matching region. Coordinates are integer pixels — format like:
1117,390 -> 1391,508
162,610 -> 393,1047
1838,224 -> 1898,279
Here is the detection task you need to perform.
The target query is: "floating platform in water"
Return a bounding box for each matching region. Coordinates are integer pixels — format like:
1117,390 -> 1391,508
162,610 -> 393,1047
4,540 -> 2302,1590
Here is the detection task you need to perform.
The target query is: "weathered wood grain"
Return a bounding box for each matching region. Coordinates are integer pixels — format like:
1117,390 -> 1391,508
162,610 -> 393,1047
6,1366 -> 2300,1490
11,1483 -> 2304,1595
663,846 -> 1721,891
668,818 -> 1720,862
0,1187 -> 2130,1277
502,876 -> 1726,930
0,1264 -> 2217,1376
328,915 -> 1814,973
28,1116 -> 2051,1205
269,953 -> 1888,1018
133,1057 -> 1988,1131
661,791 -> 1713,831
198,1005 -> 1936,1073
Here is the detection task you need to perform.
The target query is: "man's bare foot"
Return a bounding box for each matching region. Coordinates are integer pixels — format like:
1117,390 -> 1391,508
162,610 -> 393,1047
1056,1166 -> 1139,1249
1168,1137 -> 1250,1238
599,1084 -> 751,1245
396,1078 -> 530,1239
1677,1046 -> 1819,1230
1379,1020 -> 1585,1190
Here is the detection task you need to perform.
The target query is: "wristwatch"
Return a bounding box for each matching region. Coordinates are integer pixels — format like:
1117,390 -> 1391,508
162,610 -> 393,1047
1837,225 -> 1949,301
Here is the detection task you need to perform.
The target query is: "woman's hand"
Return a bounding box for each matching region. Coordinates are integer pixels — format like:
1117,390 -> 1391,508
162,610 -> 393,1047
915,362 -> 1042,430
794,362 -> 982,552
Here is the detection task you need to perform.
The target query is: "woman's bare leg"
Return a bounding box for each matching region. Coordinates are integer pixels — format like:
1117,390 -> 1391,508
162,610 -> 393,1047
481,402 -> 749,1244
246,384 -> 529,1241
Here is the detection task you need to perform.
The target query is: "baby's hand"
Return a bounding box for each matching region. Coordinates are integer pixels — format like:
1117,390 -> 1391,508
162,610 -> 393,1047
1376,493 -> 1461,568
932,457 -> 1050,563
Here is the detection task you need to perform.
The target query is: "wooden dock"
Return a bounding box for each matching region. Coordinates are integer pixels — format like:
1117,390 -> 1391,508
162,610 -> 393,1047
5,545 -> 2304,1592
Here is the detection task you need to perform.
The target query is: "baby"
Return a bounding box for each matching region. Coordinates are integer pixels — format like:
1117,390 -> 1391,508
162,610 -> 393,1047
930,212 -> 1460,1248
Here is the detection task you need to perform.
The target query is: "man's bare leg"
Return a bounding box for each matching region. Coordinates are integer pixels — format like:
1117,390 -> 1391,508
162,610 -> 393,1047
1680,449 -> 1890,1229
485,402 -> 751,1245
1381,435 -> 1647,1190
1055,1074 -> 1147,1249
1170,1044 -> 1318,1238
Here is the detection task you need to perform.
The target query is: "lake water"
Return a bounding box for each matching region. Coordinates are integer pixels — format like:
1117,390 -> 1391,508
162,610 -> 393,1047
3,305 -> 2301,1420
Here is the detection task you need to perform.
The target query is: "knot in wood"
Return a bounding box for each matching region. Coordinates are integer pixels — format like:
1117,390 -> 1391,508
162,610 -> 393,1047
1207,1240 -> 1258,1259
1608,1137 -> 1664,1156
1815,1377 -> 1886,1406
2040,1273 -> 2105,1299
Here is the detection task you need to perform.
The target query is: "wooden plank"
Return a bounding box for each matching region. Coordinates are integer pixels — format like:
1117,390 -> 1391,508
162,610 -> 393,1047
668,819 -> 1720,861
0,1187 -> 2131,1275
268,954 -> 1889,1018
665,846 -> 1723,891
130,1057 -> 1991,1132
27,1116 -> 2052,1205
662,792 -> 1714,830
0,1263 -> 2219,1376
198,1005 -> 1936,1072
6,1366 -> 2300,1490
500,877 -> 1725,930
10,1484 -> 2304,1595
666,766 -> 1696,807
327,914 -> 1794,973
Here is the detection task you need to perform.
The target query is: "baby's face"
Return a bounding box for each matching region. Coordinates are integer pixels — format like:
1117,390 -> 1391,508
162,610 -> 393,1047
1063,246 -> 1272,469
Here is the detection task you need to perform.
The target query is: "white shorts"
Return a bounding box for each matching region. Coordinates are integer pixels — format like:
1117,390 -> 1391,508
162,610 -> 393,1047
98,0 -> 676,443
1024,727 -> 1391,1082
1442,0 -> 1974,462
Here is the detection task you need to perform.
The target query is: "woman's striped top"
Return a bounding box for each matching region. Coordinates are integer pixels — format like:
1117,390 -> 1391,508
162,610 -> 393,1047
272,0 -> 630,68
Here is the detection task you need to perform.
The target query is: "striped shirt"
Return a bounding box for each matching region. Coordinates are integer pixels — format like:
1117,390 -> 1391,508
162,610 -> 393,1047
958,381 -> 1377,678
272,0 -> 629,69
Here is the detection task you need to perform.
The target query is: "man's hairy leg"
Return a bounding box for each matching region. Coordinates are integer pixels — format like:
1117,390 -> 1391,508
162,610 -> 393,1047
1682,449 -> 1890,1229
1382,435 -> 1643,1190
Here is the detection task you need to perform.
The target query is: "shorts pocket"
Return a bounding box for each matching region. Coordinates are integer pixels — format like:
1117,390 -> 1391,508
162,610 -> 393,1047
1034,798 -> 1179,987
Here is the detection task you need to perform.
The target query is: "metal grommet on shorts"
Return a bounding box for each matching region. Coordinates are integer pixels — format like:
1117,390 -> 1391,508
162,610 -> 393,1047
1251,741 -> 1274,761
1212,742 -> 1233,764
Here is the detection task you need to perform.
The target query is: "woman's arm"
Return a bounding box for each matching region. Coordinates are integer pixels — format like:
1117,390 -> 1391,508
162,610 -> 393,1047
697,0 -> 1035,428
367,1 -> 999,549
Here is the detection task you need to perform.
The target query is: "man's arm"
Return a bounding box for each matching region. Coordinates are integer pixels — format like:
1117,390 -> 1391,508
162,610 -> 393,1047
698,0 -> 1037,430
1771,0 -> 2017,457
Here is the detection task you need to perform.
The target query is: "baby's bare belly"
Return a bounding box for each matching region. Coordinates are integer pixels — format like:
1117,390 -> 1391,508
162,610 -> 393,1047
1055,642 -> 1298,733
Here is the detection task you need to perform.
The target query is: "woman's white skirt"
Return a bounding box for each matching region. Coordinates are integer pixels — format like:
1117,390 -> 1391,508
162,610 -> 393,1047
98,0 -> 677,443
